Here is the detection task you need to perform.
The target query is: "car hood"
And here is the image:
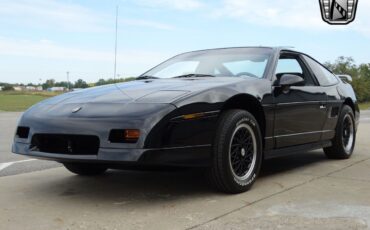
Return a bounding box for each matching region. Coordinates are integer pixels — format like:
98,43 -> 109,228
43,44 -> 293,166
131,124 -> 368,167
40,77 -> 246,105
23,77 -> 255,119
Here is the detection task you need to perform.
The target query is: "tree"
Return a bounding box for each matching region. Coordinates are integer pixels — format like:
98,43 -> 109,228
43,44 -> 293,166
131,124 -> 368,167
358,64 -> 370,79
325,57 -> 370,102
55,81 -> 73,88
42,79 -> 55,90
2,84 -> 14,91
324,56 -> 358,77
95,79 -> 107,86
74,79 -> 88,88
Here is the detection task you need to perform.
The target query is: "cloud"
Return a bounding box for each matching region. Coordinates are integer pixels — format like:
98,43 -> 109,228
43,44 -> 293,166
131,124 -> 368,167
212,0 -> 370,36
0,37 -> 171,75
0,38 -> 110,61
0,0 -> 107,32
350,1 -> 370,37
121,19 -> 174,30
134,0 -> 204,11
0,0 -> 176,33
212,0 -> 328,29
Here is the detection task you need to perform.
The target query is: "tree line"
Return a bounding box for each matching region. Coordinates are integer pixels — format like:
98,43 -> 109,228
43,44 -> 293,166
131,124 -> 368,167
0,77 -> 136,91
324,57 -> 370,103
1,57 -> 369,103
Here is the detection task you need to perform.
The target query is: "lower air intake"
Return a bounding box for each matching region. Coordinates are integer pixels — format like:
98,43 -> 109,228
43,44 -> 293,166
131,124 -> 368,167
30,134 -> 99,155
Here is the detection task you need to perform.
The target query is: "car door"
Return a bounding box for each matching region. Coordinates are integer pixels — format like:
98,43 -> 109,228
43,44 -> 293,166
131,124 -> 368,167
301,54 -> 342,141
273,52 -> 328,148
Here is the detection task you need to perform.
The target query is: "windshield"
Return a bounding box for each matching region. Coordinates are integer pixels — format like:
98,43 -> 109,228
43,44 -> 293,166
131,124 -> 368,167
142,48 -> 273,79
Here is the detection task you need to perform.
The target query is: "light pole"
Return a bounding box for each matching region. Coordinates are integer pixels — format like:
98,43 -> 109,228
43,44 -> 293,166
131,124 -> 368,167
66,71 -> 70,91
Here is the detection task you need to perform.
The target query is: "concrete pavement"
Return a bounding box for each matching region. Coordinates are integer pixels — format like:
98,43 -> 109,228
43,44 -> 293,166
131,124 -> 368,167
0,111 -> 369,229
0,112 -> 60,177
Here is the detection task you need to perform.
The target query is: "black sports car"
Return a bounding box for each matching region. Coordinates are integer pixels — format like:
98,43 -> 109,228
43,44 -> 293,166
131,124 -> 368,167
13,47 -> 360,193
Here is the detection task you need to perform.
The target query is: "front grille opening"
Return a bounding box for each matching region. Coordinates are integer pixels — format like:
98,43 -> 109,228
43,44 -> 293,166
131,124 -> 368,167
30,134 -> 99,155
16,127 -> 30,139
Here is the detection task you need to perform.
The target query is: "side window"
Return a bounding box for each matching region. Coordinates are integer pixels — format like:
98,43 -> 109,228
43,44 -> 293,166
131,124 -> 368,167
303,56 -> 339,86
275,58 -> 303,75
275,56 -> 315,86
275,55 -> 317,86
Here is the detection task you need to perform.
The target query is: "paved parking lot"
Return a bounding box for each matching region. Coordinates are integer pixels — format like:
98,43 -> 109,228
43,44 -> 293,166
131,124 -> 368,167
1,111 -> 370,229
0,112 -> 60,177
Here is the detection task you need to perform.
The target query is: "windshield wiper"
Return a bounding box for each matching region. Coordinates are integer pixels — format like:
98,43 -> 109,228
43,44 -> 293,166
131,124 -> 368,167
172,74 -> 215,79
136,75 -> 159,80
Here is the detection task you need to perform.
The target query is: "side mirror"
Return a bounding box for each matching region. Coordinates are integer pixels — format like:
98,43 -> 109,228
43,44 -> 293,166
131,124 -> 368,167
336,74 -> 352,83
279,74 -> 304,87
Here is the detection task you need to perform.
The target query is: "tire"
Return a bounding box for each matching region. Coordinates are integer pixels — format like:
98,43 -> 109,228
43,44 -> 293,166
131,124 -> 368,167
63,163 -> 108,176
324,105 -> 356,159
208,109 -> 263,194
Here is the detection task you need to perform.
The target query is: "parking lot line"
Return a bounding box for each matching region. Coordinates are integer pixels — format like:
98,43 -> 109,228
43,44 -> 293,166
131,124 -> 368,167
0,159 -> 36,172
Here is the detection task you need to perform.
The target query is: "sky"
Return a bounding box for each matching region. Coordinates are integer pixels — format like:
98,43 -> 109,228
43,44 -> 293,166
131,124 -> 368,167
0,0 -> 370,84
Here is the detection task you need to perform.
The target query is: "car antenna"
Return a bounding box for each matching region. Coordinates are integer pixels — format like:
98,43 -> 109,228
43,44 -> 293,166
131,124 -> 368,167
113,5 -> 119,84
112,5 -> 133,99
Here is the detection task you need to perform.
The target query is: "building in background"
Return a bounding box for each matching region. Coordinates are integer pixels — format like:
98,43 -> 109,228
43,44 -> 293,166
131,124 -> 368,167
25,86 -> 36,91
13,86 -> 25,91
47,87 -> 66,92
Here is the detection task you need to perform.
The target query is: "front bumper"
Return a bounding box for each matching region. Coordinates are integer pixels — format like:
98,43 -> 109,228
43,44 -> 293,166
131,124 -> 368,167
13,102 -> 217,167
12,142 -> 211,167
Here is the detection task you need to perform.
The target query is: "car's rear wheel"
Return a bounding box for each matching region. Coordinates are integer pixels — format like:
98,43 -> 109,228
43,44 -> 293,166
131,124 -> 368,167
324,105 -> 356,159
63,163 -> 108,176
208,109 -> 263,194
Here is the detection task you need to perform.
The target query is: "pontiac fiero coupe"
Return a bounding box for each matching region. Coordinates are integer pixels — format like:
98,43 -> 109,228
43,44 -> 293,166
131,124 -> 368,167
13,47 -> 359,193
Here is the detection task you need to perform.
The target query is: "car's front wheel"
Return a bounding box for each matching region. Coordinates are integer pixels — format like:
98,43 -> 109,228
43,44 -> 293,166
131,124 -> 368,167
63,163 -> 108,176
208,109 -> 263,194
324,105 -> 356,159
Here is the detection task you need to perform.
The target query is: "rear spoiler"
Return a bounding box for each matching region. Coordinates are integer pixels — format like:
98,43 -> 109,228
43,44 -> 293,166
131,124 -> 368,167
336,74 -> 352,83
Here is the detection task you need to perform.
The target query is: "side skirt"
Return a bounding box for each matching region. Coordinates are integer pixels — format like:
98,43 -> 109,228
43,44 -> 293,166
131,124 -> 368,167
264,141 -> 332,160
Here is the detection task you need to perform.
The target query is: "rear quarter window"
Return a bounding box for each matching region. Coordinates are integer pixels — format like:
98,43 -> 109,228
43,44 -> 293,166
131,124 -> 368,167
303,55 -> 338,86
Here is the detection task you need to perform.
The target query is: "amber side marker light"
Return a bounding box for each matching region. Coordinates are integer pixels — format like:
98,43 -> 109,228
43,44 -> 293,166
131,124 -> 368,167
171,111 -> 220,122
182,112 -> 205,120
109,129 -> 140,143
124,129 -> 140,142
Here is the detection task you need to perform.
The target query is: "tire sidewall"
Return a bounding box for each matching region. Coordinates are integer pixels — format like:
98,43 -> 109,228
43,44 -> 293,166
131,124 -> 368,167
337,106 -> 356,156
220,111 -> 263,191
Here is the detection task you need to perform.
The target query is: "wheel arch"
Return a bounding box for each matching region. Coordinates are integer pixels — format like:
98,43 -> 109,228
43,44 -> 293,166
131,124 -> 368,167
220,94 -> 266,144
343,98 -> 355,113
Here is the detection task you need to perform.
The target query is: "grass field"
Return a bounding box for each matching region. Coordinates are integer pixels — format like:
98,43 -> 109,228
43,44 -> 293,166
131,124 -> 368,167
1,90 -> 370,112
0,91 -> 60,111
359,102 -> 370,110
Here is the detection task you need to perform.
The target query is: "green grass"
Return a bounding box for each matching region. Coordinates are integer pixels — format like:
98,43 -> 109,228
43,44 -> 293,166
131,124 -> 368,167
0,91 -> 61,112
359,102 -> 370,110
1,90 -> 370,112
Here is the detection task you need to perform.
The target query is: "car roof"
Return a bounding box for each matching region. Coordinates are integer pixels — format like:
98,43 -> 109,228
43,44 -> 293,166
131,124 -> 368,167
179,46 -> 299,55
